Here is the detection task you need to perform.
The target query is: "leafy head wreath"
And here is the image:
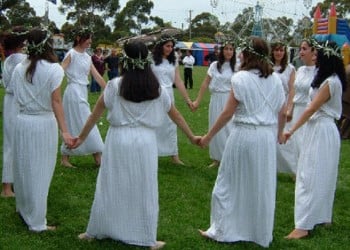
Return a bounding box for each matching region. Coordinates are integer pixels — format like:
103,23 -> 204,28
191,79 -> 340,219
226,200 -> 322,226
309,39 -> 342,59
236,37 -> 273,65
120,49 -> 153,71
221,39 -> 236,48
155,35 -> 177,46
26,26 -> 53,56
74,25 -> 94,37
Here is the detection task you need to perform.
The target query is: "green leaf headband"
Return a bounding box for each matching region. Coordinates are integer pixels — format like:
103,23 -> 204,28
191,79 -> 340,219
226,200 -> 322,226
74,26 -> 94,37
155,36 -> 176,46
310,39 -> 342,59
236,37 -> 273,65
121,53 -> 153,71
26,27 -> 53,56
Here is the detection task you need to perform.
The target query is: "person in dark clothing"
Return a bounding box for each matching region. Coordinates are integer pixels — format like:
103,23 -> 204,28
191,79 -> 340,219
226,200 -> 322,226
91,47 -> 105,92
104,48 -> 119,80
204,45 -> 219,65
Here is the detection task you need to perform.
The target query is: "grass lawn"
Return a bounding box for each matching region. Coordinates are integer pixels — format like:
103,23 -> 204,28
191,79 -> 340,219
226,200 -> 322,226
0,65 -> 349,249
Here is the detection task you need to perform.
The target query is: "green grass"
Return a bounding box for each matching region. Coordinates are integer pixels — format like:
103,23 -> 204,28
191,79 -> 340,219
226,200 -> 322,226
0,66 -> 349,249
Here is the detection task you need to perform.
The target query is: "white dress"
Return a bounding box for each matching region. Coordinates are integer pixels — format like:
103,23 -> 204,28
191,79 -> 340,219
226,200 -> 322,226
204,70 -> 285,248
295,75 -> 342,230
274,64 -> 297,173
151,59 -> 178,156
61,49 -> 104,155
85,78 -> 171,247
2,53 -> 27,184
12,59 -> 64,231
289,65 -> 317,172
207,61 -> 234,161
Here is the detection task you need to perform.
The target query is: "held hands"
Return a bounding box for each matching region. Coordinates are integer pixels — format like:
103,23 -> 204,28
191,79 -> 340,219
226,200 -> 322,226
186,100 -> 196,112
198,134 -> 210,148
192,100 -> 199,112
68,137 -> 84,149
282,130 -> 293,143
61,132 -> 75,148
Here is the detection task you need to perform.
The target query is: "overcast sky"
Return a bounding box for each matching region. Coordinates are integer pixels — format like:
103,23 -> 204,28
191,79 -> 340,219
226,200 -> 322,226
27,0 -> 315,29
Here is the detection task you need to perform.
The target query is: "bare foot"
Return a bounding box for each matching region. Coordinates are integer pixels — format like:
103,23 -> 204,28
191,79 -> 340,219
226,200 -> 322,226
93,153 -> 101,167
171,156 -> 184,165
150,241 -> 166,250
46,225 -> 56,231
207,161 -> 219,168
1,191 -> 15,198
60,161 -> 76,168
198,229 -> 210,239
284,229 -> 308,239
78,232 -> 94,241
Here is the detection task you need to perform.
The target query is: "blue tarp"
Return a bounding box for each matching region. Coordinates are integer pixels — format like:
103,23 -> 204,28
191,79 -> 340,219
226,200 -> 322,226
313,34 -> 349,47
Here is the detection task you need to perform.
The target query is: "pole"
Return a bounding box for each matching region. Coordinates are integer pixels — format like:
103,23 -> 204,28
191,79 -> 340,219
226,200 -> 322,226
189,10 -> 193,40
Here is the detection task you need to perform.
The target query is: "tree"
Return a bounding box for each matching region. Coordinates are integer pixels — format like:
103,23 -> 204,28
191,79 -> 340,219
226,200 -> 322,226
310,0 -> 350,20
3,1 -> 42,30
59,0 -> 120,23
190,12 -> 220,41
59,0 -> 119,46
113,0 -> 154,36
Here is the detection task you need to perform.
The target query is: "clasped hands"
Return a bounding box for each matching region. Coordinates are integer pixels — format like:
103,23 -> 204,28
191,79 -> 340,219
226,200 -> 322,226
190,134 -> 210,148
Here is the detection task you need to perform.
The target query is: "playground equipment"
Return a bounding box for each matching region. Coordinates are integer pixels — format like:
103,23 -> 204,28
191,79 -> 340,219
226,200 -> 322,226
312,2 -> 350,66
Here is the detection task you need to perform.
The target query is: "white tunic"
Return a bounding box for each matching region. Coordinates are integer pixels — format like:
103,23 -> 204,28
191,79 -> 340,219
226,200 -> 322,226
295,75 -> 342,230
207,61 -> 234,161
85,78 -> 171,247
2,53 -> 27,183
151,59 -> 178,156
12,59 -> 64,231
61,49 -> 104,155
204,70 -> 285,248
273,63 -> 297,173
292,65 -> 318,160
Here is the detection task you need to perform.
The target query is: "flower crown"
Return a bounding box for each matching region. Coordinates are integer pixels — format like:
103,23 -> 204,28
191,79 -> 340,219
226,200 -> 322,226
121,53 -> 153,71
310,39 -> 342,59
220,39 -> 236,48
26,27 -> 53,56
74,26 -> 94,37
236,37 -> 273,65
155,35 -> 177,46
270,40 -> 286,48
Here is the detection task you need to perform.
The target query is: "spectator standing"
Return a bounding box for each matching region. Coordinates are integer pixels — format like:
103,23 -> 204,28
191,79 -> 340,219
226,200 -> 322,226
182,50 -> 195,89
104,48 -> 119,80
204,45 -> 219,65
90,47 -> 105,92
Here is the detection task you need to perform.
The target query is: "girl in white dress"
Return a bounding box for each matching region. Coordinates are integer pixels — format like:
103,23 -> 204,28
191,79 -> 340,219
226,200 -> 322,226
193,41 -> 236,168
284,41 -> 346,239
12,28 -> 73,231
270,41 -> 297,174
199,37 -> 285,248
151,35 -> 194,165
60,28 -> 106,167
72,41 -> 199,249
1,27 -> 27,197
289,39 -> 318,173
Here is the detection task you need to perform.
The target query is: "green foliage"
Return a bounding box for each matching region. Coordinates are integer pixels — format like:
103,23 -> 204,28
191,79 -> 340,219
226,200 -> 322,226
0,66 -> 349,249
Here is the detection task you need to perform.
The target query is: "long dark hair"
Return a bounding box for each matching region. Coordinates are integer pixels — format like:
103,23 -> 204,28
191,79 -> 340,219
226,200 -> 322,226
152,34 -> 176,65
240,37 -> 273,78
270,42 -> 288,73
119,41 -> 160,102
26,28 -> 58,83
2,26 -> 27,53
311,41 -> 347,91
217,42 -> 236,73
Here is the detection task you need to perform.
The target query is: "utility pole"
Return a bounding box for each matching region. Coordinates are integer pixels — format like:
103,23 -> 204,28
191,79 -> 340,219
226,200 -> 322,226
189,10 -> 193,40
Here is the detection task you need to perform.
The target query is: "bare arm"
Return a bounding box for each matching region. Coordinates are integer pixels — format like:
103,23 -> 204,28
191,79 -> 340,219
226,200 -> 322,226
168,104 -> 200,144
51,87 -> 73,146
91,64 -> 106,89
174,66 -> 193,109
284,82 -> 331,141
193,74 -> 211,110
60,53 -> 71,70
285,68 -> 296,121
200,90 -> 237,147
